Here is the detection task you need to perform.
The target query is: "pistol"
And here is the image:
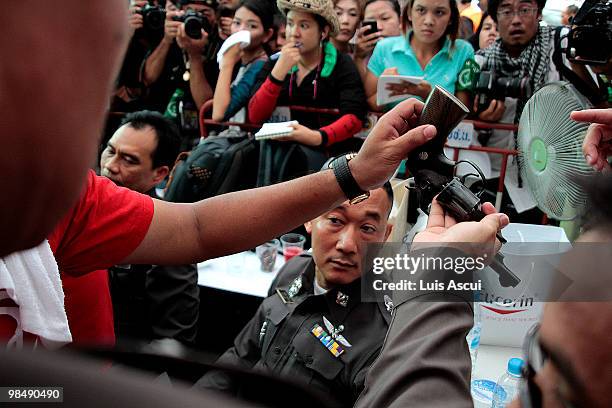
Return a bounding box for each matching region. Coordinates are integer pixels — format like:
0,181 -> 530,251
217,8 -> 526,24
406,86 -> 520,287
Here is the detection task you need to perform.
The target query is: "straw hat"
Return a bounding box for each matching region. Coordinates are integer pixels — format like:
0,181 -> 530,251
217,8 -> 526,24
276,0 -> 341,35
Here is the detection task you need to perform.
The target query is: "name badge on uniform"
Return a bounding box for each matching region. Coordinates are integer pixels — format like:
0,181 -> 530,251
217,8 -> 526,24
311,323 -> 345,358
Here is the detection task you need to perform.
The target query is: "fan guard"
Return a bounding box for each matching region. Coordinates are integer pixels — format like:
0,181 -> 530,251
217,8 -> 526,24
517,82 -> 594,220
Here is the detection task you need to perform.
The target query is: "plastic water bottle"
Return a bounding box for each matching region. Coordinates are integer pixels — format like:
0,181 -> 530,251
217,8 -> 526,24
466,297 -> 482,378
491,358 -> 524,407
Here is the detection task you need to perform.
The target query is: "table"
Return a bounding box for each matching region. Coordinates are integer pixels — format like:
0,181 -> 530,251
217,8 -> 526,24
195,251 -> 288,353
197,251 -> 286,298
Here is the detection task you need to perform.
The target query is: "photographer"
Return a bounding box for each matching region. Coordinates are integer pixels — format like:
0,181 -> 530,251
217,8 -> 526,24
110,0 -> 163,113
562,0 -> 612,107
461,0 -> 608,219
453,0 -> 560,220
142,0 -> 221,131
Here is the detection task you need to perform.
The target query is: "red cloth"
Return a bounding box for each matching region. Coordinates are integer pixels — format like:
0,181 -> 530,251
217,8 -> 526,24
61,271 -> 116,346
48,171 -> 154,277
0,170 -> 154,347
49,171 -> 154,346
0,293 -> 17,343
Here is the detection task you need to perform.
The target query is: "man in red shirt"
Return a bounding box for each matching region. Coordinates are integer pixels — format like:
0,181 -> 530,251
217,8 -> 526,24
61,110 -> 186,347
0,3 -> 508,407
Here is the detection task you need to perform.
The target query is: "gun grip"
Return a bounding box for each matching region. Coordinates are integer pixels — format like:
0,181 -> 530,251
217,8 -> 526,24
406,86 -> 470,181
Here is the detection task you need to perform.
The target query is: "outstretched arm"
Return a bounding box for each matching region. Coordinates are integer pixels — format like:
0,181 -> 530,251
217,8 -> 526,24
123,99 -> 438,265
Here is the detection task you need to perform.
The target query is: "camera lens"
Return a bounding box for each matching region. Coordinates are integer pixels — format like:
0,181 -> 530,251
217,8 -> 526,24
184,16 -> 203,39
496,76 -> 531,100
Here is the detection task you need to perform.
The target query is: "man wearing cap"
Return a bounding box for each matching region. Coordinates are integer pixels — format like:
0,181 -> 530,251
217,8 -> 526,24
142,0 -> 222,128
195,181 -> 395,407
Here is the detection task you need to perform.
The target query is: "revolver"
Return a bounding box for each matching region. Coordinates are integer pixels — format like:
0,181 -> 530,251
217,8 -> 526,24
406,86 -> 520,288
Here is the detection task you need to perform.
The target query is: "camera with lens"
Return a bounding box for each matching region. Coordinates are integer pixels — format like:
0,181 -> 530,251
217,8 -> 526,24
138,1 -> 166,33
566,0 -> 612,65
172,10 -> 211,39
474,71 -> 532,113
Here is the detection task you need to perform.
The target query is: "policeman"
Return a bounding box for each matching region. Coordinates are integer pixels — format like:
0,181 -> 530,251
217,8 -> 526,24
195,182 -> 395,407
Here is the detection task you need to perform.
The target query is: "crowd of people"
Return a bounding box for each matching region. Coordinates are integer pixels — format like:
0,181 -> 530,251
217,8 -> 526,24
111,0 -> 610,211
1,0 -> 612,407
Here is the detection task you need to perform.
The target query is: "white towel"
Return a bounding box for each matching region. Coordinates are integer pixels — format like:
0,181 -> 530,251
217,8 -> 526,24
0,240 -> 72,349
217,30 -> 251,68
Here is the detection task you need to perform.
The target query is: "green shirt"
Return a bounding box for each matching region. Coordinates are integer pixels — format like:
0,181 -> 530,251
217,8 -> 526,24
368,32 -> 475,105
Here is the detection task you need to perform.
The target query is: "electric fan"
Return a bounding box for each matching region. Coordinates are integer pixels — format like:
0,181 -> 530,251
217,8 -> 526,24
517,82 -> 595,237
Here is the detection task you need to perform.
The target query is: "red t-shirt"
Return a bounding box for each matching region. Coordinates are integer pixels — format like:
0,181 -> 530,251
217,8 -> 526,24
61,271 -> 116,346
0,170 -> 154,347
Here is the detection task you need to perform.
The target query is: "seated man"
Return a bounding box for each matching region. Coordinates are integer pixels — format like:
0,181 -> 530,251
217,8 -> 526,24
195,181 -> 395,407
62,110 -> 199,346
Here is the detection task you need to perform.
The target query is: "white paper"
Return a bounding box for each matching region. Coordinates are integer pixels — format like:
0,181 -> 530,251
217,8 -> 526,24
504,160 -> 537,213
447,121 -> 474,148
376,74 -> 423,106
217,30 -> 251,67
255,120 -> 299,140
443,146 -> 492,179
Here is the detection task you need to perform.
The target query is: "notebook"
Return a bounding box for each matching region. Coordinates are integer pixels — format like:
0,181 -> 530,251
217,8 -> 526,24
254,121 -> 298,140
376,74 -> 424,106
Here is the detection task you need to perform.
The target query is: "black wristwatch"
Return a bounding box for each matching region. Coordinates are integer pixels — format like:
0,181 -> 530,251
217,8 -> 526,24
328,153 -> 370,204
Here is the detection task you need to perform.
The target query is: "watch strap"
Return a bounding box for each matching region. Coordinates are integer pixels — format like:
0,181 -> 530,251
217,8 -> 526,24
331,154 -> 368,201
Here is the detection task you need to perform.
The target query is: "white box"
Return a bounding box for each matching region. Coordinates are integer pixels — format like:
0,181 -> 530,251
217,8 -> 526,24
478,223 -> 570,347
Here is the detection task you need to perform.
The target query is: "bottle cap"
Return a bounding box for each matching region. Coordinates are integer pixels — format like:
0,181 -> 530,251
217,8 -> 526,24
508,357 -> 524,376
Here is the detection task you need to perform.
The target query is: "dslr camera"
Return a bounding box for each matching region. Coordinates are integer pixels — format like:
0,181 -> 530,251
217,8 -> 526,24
172,10 -> 211,39
474,71 -> 532,113
566,0 -> 612,65
138,1 -> 166,33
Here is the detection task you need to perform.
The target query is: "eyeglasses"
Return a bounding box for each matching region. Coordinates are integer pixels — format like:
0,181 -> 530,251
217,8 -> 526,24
519,324 -> 579,408
497,7 -> 538,21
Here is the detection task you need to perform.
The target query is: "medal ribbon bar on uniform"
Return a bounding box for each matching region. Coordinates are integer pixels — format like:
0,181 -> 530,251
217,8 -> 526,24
311,323 -> 345,358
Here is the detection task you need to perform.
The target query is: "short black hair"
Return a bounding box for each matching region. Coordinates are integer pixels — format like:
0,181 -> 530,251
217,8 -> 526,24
240,0 -> 278,30
320,156 -> 394,217
365,0 -> 401,17
488,0 -> 547,23
468,11 -> 491,50
381,180 -> 394,217
120,110 -> 181,169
